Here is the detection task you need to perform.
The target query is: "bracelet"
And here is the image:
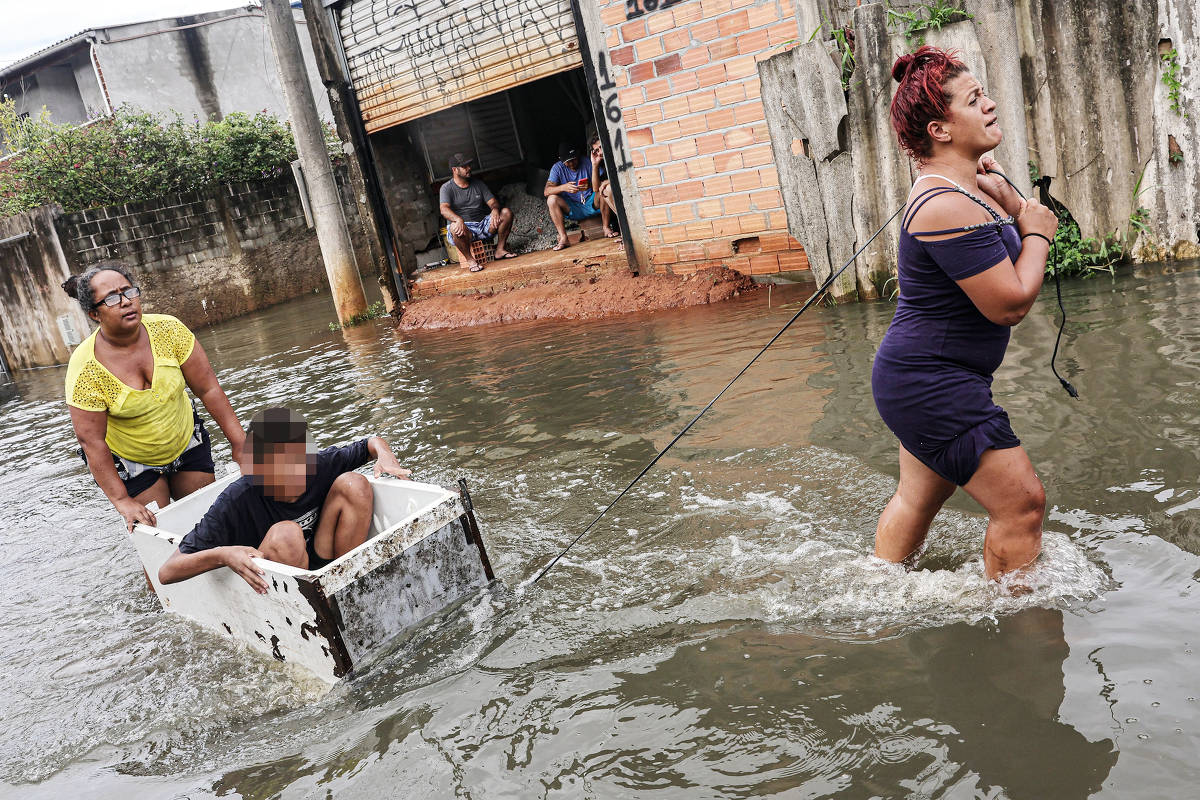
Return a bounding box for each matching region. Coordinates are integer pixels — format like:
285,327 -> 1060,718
1021,232 -> 1053,247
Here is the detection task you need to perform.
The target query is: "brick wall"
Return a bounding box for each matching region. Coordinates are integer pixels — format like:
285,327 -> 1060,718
597,0 -> 809,276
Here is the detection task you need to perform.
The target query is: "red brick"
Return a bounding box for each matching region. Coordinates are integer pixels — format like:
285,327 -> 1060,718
672,68 -> 702,91
705,239 -> 734,259
655,53 -> 683,76
644,78 -> 672,101
607,31 -> 621,50
713,151 -> 744,172
741,144 -> 774,166
651,245 -> 677,263
746,76 -> 762,98
700,0 -> 733,18
634,102 -> 664,125
736,29 -> 771,55
677,114 -> 708,137
647,9 -> 676,34
725,127 -> 755,148
685,221 -> 716,238
778,250 -> 810,271
661,225 -> 689,243
629,61 -> 655,83
669,139 -> 699,159
675,243 -> 707,261
601,4 -> 628,25
633,149 -> 647,167
725,55 -> 757,79
767,21 -> 799,46
705,107 -> 737,130
619,87 -> 645,106
687,156 -> 716,177
749,253 -> 781,274
768,210 -> 788,229
718,10 -> 750,36
723,193 -> 752,214
635,37 -> 666,61
731,0 -> 757,10
758,232 -> 791,251
715,82 -> 747,105
643,144 -> 672,165
729,170 -> 761,191
691,20 -> 721,42
688,91 -> 718,113
697,198 -> 723,218
740,213 -> 769,233
611,45 -> 635,66
649,185 -> 680,205
713,218 -> 742,236
652,120 -> 681,140
753,122 -> 772,142
758,166 -> 779,186
696,132 -> 726,154
726,254 -> 753,273
747,3 -> 782,28
672,3 -> 703,25
697,63 -> 727,88
677,180 -> 705,201
661,162 -> 689,182
680,47 -> 710,70
628,126 -> 654,147
734,103 -> 766,125
643,206 -> 669,226
621,19 -> 647,42
751,189 -> 782,209
703,175 -> 732,195
635,167 -> 661,186
661,95 -> 690,118
670,203 -> 697,222
663,29 -> 691,52
708,39 -> 739,60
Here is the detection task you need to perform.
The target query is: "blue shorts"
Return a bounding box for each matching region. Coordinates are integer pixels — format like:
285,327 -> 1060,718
81,410 -> 215,497
565,193 -> 601,221
445,216 -> 495,247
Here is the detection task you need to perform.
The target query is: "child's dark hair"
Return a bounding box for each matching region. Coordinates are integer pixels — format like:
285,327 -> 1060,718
247,407 -> 309,460
61,263 -> 136,312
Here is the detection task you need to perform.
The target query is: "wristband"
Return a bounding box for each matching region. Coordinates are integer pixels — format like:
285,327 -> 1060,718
1021,232 -> 1053,247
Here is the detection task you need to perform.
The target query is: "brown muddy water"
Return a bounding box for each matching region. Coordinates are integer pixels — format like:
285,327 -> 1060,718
2,261 -> 1200,798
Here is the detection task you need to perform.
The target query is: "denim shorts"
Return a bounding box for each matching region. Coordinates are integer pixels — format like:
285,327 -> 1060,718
82,410 -> 216,497
445,216 -> 495,247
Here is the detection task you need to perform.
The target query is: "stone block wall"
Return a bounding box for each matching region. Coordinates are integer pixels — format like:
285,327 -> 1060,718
596,0 -> 810,276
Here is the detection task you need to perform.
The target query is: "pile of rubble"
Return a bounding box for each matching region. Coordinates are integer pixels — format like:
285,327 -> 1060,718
496,182 -> 572,252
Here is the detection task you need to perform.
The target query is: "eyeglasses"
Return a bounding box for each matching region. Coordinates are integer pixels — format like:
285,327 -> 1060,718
94,286 -> 141,308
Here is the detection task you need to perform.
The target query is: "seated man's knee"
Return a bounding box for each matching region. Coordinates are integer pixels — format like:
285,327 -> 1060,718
500,207 -> 513,221
331,471 -> 373,507
260,521 -> 306,566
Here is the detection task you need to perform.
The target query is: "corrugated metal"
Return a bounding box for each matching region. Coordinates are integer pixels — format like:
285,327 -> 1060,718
338,0 -> 579,132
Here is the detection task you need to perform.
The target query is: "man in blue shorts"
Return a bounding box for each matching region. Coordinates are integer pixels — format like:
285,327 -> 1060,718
545,141 -> 603,251
157,407 -> 411,593
439,153 -> 517,272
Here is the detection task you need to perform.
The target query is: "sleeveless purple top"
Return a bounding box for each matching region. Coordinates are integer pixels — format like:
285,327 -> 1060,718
871,182 -> 1024,485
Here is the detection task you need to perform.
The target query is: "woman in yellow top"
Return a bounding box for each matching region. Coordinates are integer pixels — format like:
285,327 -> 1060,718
64,264 -> 246,531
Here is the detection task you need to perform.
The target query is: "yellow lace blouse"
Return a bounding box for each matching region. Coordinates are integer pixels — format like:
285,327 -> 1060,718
65,314 -> 197,465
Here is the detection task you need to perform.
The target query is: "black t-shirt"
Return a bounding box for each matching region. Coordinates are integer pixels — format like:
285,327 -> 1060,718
178,439 -> 371,553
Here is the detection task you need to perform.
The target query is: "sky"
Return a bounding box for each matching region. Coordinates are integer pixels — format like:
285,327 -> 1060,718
1,0 -> 258,67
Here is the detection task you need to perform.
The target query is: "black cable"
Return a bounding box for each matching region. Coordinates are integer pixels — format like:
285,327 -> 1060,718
986,169 -> 1079,398
526,203 -> 907,585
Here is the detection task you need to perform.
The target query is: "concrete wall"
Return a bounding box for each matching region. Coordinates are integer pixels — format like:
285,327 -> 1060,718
2,50 -> 96,127
94,9 -> 331,123
763,0 -> 1200,300
0,170 -> 374,370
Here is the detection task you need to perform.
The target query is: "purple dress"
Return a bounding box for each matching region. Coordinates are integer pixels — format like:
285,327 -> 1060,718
871,183 -> 1023,485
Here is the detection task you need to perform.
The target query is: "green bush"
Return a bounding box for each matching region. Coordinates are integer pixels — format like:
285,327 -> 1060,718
0,102 -> 340,216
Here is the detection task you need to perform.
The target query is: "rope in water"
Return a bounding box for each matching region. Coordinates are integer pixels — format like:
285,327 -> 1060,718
526,203 -> 906,585
528,171 -> 1077,585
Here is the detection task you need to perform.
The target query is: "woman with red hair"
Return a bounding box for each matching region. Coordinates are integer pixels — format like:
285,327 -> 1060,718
871,47 -> 1059,581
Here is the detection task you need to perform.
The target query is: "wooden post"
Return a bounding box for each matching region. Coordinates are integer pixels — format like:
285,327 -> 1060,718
263,0 -> 368,324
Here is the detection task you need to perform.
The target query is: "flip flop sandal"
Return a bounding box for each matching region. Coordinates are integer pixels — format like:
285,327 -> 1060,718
469,263 -> 485,272
495,252 -> 519,259
553,242 -> 568,251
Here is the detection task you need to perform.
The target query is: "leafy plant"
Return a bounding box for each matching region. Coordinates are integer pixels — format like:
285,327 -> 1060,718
328,301 -> 387,331
1160,48 -> 1184,117
807,14 -> 856,91
0,102 -> 343,215
1028,161 -> 1118,277
886,1 -> 972,46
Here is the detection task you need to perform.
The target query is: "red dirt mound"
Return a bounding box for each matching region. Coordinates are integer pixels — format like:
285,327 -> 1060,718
398,267 -> 758,330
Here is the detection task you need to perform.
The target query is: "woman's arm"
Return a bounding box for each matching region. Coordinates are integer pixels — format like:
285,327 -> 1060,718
957,198 -> 1059,325
181,340 -> 245,462
69,406 -> 157,530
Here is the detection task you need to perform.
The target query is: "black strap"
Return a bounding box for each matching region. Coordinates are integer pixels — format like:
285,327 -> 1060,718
903,182 -> 1014,237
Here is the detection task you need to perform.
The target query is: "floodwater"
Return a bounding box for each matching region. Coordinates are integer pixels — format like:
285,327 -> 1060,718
3,260 -> 1200,799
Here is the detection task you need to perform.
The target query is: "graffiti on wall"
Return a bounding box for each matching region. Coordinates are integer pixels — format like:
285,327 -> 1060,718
593,51 -> 634,173
624,0 -> 693,20
340,0 -> 579,131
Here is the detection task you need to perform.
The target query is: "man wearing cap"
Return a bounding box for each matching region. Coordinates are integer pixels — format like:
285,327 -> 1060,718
156,407 -> 412,593
545,141 -> 603,251
439,152 -> 516,272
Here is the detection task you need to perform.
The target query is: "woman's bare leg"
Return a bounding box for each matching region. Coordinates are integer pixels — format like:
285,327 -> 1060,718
962,446 -> 1045,580
875,445 -> 957,564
